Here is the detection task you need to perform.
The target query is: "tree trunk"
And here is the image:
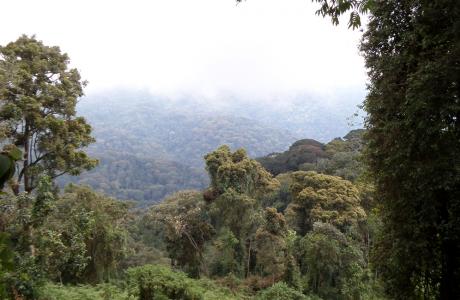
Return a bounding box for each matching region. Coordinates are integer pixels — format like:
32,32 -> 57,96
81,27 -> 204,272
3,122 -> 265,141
246,238 -> 252,278
22,124 -> 31,193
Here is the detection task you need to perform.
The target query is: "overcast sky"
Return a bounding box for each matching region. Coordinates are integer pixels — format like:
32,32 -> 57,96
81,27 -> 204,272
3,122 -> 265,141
0,0 -> 366,99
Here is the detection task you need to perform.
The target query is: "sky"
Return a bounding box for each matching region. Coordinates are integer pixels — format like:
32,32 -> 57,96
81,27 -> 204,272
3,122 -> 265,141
0,0 -> 367,99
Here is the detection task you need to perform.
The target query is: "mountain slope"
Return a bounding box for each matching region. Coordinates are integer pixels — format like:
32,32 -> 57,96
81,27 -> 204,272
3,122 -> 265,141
62,90 -> 299,204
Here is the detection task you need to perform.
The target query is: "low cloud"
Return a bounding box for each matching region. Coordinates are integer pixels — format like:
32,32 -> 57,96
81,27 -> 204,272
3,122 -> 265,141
1,0 -> 366,100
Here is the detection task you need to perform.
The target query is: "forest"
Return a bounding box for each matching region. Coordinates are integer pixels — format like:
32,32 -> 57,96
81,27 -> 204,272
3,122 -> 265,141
0,0 -> 459,299
58,88 -> 362,205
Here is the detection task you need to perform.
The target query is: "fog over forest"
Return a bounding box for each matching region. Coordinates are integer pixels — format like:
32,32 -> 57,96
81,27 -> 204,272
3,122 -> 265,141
4,0 -> 454,299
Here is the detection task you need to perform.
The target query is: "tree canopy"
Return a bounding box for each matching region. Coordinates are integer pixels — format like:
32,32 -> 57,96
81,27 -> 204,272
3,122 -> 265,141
0,35 -> 97,193
286,171 -> 366,235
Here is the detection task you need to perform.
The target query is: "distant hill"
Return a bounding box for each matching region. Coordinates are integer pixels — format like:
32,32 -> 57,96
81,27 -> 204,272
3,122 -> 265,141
59,152 -> 207,207
257,129 -> 365,181
77,90 -> 297,168
61,90 -> 299,204
256,139 -> 329,176
61,90 -> 363,204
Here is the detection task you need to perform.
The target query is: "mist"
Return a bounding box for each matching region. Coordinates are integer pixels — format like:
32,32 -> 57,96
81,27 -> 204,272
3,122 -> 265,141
0,0 -> 366,103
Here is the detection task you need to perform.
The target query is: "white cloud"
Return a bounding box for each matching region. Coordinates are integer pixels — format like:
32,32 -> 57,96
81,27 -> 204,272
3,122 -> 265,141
0,0 -> 366,98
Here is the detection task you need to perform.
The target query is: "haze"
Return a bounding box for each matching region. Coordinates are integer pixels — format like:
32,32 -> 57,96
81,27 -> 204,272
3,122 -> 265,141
0,0 -> 366,100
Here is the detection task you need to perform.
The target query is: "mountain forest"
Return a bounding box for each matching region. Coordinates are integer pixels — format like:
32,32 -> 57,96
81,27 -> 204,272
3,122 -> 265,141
0,0 -> 459,300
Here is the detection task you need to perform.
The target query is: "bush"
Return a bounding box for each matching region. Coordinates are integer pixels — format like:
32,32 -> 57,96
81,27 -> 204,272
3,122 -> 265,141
38,282 -> 129,300
256,282 -> 315,300
126,264 -> 244,300
127,265 -> 201,300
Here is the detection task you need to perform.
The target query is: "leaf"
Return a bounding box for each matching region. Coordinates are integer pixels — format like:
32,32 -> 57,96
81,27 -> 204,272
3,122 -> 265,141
0,155 -> 12,178
7,145 -> 22,161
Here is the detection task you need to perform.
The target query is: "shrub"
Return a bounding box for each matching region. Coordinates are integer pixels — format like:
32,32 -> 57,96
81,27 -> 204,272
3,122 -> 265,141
126,264 -> 244,300
256,282 -> 315,300
38,282 -> 129,300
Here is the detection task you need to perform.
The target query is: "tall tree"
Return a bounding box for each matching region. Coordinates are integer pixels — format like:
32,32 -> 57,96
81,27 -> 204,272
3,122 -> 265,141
296,222 -> 365,299
307,0 -> 460,298
204,146 -> 279,277
148,190 -> 214,277
255,207 -> 289,282
361,1 -> 460,298
285,171 -> 366,236
204,146 -> 279,200
0,35 -> 97,193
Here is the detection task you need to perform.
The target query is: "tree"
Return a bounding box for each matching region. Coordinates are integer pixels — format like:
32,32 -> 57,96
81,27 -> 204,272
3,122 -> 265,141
40,185 -> 130,283
0,145 -> 22,190
255,208 -> 289,282
204,146 -> 279,277
296,222 -> 365,299
204,145 -> 279,200
0,177 -> 56,298
310,0 -> 460,298
285,171 -> 366,235
0,233 -> 14,298
0,35 -> 97,193
148,190 -> 214,277
361,1 -> 460,298
205,227 -> 241,277
237,0 -> 369,28
1,183 -> 130,287
256,282 -> 309,300
314,129 -> 365,182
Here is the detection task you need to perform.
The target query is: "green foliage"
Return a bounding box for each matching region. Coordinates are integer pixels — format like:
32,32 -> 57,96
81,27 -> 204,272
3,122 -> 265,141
360,0 -> 460,298
148,191 -> 214,277
256,282 -> 312,300
38,282 -> 129,300
285,171 -> 366,235
260,173 -> 293,212
49,185 -> 130,283
257,139 -> 328,176
0,182 -> 130,297
314,130 -> 365,182
203,146 -> 281,279
0,178 -> 54,299
126,264 -> 243,300
258,130 -> 365,183
0,145 -> 22,191
209,190 -> 260,239
31,176 -> 55,227
205,146 -> 279,199
0,35 -> 97,193
206,228 -> 244,278
254,208 -> 289,279
0,233 -> 14,298
296,222 -> 365,299
60,153 -> 208,206
311,0 -> 372,29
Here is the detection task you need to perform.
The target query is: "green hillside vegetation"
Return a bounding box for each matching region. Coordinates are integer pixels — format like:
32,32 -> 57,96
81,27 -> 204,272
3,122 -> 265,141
1,109 -> 383,299
1,0 -> 459,296
0,36 -> 387,298
77,91 -> 298,168
59,153 -> 208,207
0,147 -> 385,299
61,129 -> 365,206
258,129 -> 365,182
58,90 -> 304,204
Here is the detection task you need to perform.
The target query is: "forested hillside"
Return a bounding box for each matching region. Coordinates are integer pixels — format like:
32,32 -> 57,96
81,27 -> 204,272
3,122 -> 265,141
61,153 -> 208,207
258,129 -> 364,181
1,0 -> 458,298
77,90 -> 298,166
60,90 -> 362,204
